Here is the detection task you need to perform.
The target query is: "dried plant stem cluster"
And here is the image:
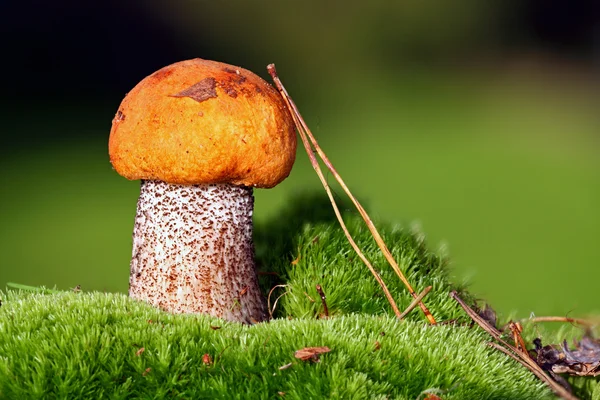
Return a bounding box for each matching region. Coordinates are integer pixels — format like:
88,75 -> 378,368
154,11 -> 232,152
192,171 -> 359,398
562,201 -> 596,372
451,292 -> 578,400
267,64 -> 436,324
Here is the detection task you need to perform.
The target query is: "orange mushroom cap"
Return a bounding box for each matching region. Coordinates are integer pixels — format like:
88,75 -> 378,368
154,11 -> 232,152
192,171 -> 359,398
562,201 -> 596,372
109,58 -> 296,188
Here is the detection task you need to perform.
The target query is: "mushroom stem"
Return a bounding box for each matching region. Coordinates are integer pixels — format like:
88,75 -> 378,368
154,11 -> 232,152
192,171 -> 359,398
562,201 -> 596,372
129,180 -> 267,323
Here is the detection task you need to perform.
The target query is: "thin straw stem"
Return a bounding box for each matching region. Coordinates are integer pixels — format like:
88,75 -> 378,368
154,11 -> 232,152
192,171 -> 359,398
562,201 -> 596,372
399,286 -> 432,320
267,64 -> 435,324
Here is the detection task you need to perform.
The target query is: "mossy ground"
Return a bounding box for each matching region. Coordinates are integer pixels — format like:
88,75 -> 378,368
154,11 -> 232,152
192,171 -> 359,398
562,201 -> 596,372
0,198 -> 595,399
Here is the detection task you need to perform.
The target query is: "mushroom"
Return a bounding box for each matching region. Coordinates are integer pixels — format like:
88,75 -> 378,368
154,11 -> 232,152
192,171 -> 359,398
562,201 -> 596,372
108,59 -> 296,323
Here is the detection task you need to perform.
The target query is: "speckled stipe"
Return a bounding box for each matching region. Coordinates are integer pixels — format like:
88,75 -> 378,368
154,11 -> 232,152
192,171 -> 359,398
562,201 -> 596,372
129,180 -> 267,323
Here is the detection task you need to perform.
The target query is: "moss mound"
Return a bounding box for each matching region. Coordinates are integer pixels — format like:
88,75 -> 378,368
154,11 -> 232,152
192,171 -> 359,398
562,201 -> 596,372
1,292 -> 550,399
0,198 -> 554,399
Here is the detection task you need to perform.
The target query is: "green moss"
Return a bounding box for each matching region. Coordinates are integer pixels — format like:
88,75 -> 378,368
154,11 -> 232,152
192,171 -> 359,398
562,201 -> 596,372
0,198 -> 554,399
0,292 -> 550,399
254,195 -> 468,321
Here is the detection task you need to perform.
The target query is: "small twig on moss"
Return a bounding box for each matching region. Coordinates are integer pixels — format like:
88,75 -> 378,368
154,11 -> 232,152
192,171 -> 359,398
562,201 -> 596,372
450,291 -> 578,400
399,286 -> 432,320
267,285 -> 288,320
508,321 -> 528,353
303,292 -> 316,303
316,285 -> 329,318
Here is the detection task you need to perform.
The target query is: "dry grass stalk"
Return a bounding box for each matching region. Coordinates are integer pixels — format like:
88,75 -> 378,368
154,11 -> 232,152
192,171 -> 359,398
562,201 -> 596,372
267,64 -> 435,323
268,285 -> 288,319
525,316 -> 596,327
399,286 -> 432,320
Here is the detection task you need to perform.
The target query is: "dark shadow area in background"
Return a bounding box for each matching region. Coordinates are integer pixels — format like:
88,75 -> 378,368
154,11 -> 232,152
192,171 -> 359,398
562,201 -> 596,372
0,0 -> 191,154
0,0 -> 190,101
0,0 -> 597,152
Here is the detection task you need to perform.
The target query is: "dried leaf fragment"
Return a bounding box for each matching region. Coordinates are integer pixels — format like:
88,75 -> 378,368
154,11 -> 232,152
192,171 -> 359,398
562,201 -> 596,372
202,353 -> 213,366
291,246 -> 301,265
171,78 -> 217,103
135,347 -> 145,357
535,336 -> 600,377
563,336 -> 600,374
476,303 -> 497,328
294,346 -> 331,362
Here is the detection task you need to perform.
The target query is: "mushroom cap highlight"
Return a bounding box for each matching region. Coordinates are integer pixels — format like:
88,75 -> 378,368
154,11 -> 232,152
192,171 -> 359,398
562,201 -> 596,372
109,58 -> 296,188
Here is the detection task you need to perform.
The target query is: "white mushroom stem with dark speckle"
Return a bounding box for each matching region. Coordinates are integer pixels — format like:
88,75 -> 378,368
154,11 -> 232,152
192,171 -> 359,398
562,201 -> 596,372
129,180 -> 267,323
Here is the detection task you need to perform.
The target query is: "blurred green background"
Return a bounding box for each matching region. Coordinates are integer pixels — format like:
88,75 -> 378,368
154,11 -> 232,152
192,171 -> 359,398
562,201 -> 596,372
1,1 -> 598,319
